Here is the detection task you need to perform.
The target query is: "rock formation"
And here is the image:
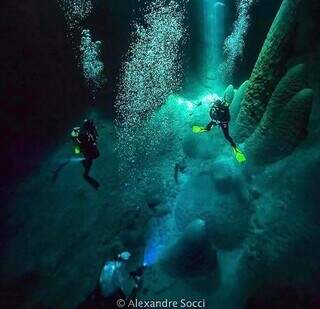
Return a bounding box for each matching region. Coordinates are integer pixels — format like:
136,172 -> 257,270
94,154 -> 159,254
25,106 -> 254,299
223,84 -> 235,105
229,0 -> 314,165
234,0 -> 303,142
244,64 -> 313,163
245,89 -> 314,163
159,219 -> 217,278
230,80 -> 249,131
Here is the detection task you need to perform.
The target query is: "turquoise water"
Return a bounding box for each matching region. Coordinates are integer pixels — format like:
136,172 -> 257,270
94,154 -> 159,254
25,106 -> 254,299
1,0 -> 319,308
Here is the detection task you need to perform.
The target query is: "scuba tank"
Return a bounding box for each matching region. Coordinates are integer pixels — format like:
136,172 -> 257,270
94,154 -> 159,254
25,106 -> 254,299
99,251 -> 132,297
71,127 -> 81,155
210,100 -> 230,123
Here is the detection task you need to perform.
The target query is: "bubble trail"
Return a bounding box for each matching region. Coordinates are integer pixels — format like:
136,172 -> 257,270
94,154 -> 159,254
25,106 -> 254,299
115,0 -> 187,182
57,0 -> 93,32
80,29 -> 106,97
221,0 -> 257,81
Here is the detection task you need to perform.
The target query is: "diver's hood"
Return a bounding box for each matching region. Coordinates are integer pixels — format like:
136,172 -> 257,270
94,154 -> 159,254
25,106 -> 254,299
71,127 -> 80,138
119,251 -> 131,261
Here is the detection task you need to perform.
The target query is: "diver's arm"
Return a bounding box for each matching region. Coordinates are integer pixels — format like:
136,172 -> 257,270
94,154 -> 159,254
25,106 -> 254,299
206,121 -> 216,131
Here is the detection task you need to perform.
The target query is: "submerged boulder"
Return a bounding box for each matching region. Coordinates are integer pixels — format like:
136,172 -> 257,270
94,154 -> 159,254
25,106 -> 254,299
174,163 -> 252,250
235,0 -> 303,142
159,219 -> 217,278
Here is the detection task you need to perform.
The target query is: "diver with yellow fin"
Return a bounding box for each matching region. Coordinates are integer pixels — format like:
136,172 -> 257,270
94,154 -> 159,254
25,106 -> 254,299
192,98 -> 246,163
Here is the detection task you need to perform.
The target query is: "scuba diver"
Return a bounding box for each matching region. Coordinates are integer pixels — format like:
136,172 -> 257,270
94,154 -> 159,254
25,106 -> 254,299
71,119 -> 101,190
72,119 -> 100,178
77,251 -> 132,308
192,98 -> 246,163
99,251 -> 132,299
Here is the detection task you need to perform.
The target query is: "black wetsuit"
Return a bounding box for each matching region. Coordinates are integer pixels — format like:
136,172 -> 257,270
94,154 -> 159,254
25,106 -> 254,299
129,266 -> 147,300
206,102 -> 237,149
78,122 -> 100,177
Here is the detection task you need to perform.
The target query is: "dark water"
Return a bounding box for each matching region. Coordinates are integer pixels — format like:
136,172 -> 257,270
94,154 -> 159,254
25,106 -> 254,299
0,0 -> 320,308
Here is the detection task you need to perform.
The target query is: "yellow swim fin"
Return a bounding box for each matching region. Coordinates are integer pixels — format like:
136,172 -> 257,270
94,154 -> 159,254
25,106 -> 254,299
192,126 -> 208,133
74,145 -> 81,155
233,147 -> 246,163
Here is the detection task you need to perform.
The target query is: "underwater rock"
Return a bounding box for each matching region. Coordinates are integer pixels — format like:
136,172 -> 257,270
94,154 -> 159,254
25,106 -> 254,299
213,168 -> 236,195
245,88 -> 314,164
182,133 -> 217,160
244,64 -> 308,161
223,84 -> 235,105
174,160 -> 187,184
174,163 -> 252,250
146,193 -> 163,210
150,205 -> 171,218
0,271 -> 39,308
245,284 -> 319,309
159,219 -> 217,278
234,0 -> 303,142
230,80 -> 249,129
236,152 -> 320,299
257,63 -> 307,130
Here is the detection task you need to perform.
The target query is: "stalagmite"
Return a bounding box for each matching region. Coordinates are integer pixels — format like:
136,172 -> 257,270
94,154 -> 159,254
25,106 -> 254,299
234,0 -> 303,142
230,80 -> 249,130
223,84 -> 235,105
245,88 -> 314,164
244,63 -> 308,160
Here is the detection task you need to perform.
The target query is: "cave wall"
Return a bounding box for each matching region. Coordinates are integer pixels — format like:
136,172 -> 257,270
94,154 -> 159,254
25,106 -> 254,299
234,0 -> 281,87
0,0 -> 145,183
187,0 -> 281,88
231,0 -> 320,165
0,0 -> 300,182
0,0 -> 88,182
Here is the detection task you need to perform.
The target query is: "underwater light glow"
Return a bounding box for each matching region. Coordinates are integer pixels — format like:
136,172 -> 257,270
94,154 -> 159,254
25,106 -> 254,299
177,98 -> 184,105
200,0 -> 226,92
186,101 -> 193,111
174,96 -> 194,111
143,240 -> 161,267
221,0 -> 256,80
70,157 -> 84,163
115,0 -> 186,179
201,93 -> 220,104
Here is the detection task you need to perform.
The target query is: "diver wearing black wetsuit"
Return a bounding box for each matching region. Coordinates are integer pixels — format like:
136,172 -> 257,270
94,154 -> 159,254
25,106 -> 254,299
77,119 -> 100,178
206,99 -> 237,149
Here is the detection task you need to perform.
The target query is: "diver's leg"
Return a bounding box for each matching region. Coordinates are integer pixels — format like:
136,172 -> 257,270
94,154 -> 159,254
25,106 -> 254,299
82,158 -> 100,189
82,158 -> 92,177
86,159 -> 93,176
220,123 -> 237,149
